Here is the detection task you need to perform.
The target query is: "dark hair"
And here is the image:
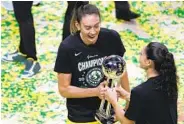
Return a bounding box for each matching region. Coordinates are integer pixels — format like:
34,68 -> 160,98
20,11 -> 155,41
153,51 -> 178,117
70,3 -> 101,34
146,42 -> 178,100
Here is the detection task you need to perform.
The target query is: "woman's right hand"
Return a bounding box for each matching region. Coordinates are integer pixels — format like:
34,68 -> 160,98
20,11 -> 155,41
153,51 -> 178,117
115,87 -> 130,101
105,88 -> 118,104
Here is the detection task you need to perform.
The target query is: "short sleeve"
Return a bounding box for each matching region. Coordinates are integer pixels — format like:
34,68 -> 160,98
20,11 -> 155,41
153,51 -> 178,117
54,43 -> 72,73
124,88 -> 142,121
111,30 -> 126,57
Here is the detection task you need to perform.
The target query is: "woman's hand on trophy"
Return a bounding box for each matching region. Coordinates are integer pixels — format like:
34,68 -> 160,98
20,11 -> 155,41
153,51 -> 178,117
104,88 -> 118,105
96,81 -> 108,100
115,87 -> 130,101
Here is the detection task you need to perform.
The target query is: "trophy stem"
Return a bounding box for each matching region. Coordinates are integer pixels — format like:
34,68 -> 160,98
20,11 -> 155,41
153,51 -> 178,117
99,99 -> 105,111
106,102 -> 111,116
106,80 -> 114,116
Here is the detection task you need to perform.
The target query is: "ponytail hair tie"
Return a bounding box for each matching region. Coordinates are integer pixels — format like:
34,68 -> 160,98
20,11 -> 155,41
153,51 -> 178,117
165,52 -> 173,61
74,1 -> 89,10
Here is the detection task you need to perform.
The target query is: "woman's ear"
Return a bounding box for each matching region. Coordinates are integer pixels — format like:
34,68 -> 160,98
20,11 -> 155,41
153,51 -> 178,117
75,21 -> 80,31
147,59 -> 154,68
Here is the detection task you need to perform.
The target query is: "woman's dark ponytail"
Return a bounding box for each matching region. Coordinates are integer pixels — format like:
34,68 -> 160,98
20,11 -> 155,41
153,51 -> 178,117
146,42 -> 178,100
160,52 -> 178,99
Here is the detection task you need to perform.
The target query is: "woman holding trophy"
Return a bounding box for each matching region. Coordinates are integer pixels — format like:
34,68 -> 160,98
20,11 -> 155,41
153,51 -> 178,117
54,2 -> 130,124
105,42 -> 178,124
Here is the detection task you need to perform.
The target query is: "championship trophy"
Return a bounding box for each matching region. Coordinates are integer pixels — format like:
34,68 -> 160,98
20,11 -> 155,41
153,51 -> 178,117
95,55 -> 126,124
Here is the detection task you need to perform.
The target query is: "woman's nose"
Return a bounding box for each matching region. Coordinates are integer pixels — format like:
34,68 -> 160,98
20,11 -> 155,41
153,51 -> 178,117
90,28 -> 96,34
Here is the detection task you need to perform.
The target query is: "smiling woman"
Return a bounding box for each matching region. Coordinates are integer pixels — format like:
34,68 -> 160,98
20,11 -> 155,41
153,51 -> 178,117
76,14 -> 100,45
54,3 -> 130,124
70,3 -> 101,45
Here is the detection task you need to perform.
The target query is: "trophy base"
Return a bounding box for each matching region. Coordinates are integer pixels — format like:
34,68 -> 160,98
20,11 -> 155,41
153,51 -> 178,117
95,110 -> 114,124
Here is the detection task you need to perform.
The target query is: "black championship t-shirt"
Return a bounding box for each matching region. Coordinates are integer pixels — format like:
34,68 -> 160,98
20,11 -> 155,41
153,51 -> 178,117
125,76 -> 177,124
54,28 -> 126,122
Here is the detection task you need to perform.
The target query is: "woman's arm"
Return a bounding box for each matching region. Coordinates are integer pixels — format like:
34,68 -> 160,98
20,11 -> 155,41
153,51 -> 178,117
119,70 -> 130,110
105,88 -> 134,124
58,73 -> 107,98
